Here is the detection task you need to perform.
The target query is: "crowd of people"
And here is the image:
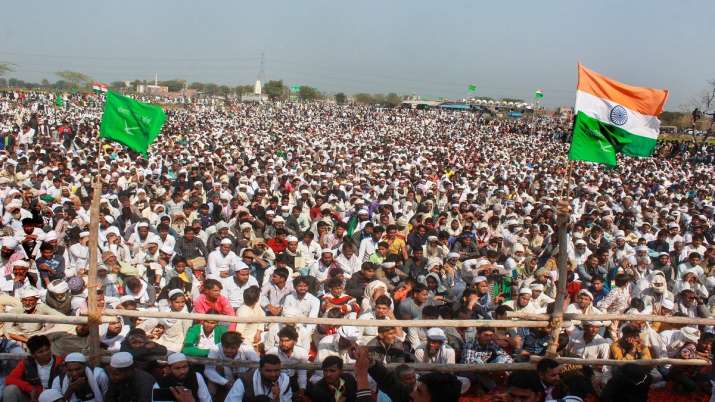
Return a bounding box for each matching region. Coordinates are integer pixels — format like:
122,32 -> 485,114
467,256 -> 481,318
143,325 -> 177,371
0,89 -> 714,401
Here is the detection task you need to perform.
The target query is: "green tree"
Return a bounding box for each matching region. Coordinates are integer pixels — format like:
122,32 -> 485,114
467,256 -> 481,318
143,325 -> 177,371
235,85 -> 254,95
0,78 -> 7,87
372,93 -> 387,105
353,93 -> 373,104
189,82 -> 205,92
53,80 -> 72,90
159,79 -> 186,92
264,80 -> 287,100
385,93 -> 402,107
110,81 -> 126,91
204,83 -> 218,95
41,78 -> 50,87
0,63 -> 14,78
55,70 -> 92,89
218,85 -> 232,96
335,92 -> 347,104
298,86 -> 321,101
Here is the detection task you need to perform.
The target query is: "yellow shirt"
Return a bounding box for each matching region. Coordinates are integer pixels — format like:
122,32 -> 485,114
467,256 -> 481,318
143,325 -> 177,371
387,237 -> 406,256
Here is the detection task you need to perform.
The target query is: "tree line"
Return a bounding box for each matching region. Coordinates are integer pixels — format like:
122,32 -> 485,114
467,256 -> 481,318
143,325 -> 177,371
0,64 -> 410,105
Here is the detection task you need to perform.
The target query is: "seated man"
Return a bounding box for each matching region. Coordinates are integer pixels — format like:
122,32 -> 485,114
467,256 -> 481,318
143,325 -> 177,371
414,328 -> 455,364
50,352 -> 108,402
5,287 -> 66,344
204,331 -> 259,399
367,326 -> 413,364
154,353 -> 211,402
610,324 -> 652,360
104,352 -> 156,402
306,356 -> 359,402
182,311 -> 227,357
226,354 -> 292,401
4,335 -> 63,402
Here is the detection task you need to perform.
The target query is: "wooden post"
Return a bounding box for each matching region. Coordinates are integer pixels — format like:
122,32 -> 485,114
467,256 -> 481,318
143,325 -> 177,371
86,143 -> 103,364
546,197 -> 571,357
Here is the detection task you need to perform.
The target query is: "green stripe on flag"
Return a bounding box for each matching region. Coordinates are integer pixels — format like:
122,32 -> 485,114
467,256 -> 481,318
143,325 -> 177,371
568,111 -> 657,166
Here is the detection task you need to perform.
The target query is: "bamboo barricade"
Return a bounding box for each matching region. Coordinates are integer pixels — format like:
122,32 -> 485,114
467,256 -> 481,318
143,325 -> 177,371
545,198 -> 571,357
507,312 -> 715,326
0,313 -> 112,325
86,164 -> 103,365
102,309 -> 549,328
0,311 -> 712,369
0,352 -> 706,371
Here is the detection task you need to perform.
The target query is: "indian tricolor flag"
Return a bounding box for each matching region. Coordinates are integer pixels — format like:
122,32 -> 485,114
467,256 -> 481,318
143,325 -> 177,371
568,64 -> 668,166
92,82 -> 108,93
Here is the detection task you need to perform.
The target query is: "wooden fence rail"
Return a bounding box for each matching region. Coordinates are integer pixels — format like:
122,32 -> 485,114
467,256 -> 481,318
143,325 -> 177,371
507,312 -> 715,326
0,353 -> 707,371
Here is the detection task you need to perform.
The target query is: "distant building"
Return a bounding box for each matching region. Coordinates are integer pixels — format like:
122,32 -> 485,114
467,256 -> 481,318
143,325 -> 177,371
137,84 -> 169,96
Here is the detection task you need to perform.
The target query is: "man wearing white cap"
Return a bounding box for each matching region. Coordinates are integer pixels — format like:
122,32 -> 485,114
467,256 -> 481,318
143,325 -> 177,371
37,389 -> 64,402
50,352 -> 108,402
308,249 -> 340,284
317,325 -> 361,363
503,287 -> 540,314
563,289 -> 607,334
0,259 -> 33,296
564,320 -> 611,385
1,236 -> 25,277
104,352 -> 155,402
219,261 -> 258,309
6,286 -> 65,343
414,328 -> 455,364
153,353 -> 211,402
206,238 -> 240,278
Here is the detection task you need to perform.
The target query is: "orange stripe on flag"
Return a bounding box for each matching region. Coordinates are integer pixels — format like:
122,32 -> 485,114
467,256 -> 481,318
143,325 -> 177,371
577,64 -> 668,116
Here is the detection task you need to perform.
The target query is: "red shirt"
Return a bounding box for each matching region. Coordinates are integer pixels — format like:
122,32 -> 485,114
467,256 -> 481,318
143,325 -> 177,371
266,238 -> 288,253
192,294 -> 236,331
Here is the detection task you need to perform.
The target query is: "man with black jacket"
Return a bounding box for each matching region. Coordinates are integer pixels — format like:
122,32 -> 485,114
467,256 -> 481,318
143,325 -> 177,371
306,356 -> 359,402
174,227 -> 208,260
354,346 -> 461,402
104,352 -> 155,402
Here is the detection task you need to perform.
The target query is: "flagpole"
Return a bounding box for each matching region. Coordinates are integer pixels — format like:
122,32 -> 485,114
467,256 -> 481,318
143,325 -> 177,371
86,124 -> 103,365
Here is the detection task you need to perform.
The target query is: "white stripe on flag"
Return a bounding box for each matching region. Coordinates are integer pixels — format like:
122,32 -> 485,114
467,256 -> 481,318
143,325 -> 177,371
574,90 -> 660,140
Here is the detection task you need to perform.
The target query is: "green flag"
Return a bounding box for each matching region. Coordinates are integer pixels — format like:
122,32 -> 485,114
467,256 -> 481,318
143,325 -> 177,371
55,95 -> 63,107
290,85 -> 301,93
100,91 -> 166,156
346,213 -> 359,237
468,84 -> 477,92
534,90 -> 544,99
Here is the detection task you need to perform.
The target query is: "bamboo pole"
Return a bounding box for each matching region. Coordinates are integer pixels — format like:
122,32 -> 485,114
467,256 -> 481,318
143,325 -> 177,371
507,312 -> 715,326
102,309 -> 549,328
0,352 -> 707,369
530,355 -> 709,367
545,198 -> 571,357
0,313 -> 111,325
2,310 -> 712,329
86,145 -> 103,365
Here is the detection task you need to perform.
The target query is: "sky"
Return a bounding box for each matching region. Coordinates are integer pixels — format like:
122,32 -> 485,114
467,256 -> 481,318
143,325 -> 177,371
0,0 -> 712,109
